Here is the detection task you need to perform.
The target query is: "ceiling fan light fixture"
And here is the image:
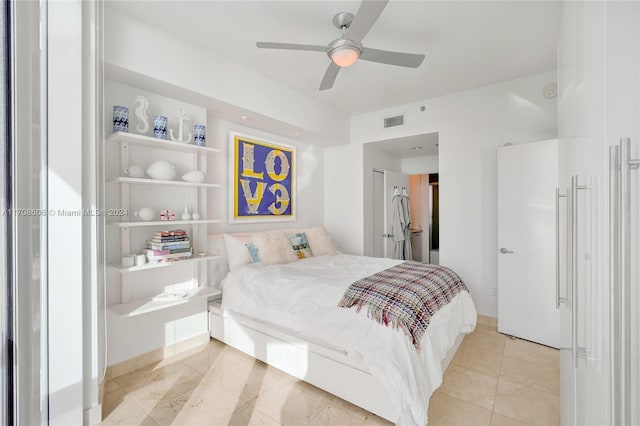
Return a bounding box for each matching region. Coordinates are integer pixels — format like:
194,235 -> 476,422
330,46 -> 360,67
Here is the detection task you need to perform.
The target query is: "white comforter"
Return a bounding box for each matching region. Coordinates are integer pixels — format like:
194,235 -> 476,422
221,254 -> 477,425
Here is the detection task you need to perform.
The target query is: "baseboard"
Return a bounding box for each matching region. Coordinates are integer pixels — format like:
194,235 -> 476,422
105,332 -> 210,380
84,404 -> 102,426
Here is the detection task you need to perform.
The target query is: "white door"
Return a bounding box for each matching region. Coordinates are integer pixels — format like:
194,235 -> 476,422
372,170 -> 385,258
383,170 -> 409,259
497,140 -> 560,348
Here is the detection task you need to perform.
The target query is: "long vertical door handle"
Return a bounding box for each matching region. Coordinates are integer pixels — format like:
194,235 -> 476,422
619,138 -> 633,424
610,144 -> 622,425
571,175 -> 596,367
555,188 -> 568,308
571,175 -> 579,367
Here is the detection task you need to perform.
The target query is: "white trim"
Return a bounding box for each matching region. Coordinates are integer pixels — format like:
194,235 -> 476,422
227,131 -> 297,224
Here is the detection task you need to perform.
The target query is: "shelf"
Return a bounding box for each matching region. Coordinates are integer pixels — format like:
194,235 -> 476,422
110,177 -> 221,188
108,286 -> 222,318
108,253 -> 221,273
108,131 -> 221,154
108,219 -> 220,227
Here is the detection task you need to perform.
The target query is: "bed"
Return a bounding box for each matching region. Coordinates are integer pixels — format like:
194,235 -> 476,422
207,231 -> 477,426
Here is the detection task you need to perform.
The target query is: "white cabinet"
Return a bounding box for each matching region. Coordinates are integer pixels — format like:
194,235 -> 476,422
558,1 -> 640,424
105,131 -> 222,317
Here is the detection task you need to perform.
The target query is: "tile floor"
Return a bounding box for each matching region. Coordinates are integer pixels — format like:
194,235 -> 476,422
102,316 -> 560,425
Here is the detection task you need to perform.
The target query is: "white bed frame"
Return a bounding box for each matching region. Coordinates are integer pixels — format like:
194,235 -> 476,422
208,302 -> 464,423
206,234 -> 466,423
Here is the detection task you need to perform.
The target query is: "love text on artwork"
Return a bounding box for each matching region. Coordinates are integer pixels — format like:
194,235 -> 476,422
238,142 -> 291,215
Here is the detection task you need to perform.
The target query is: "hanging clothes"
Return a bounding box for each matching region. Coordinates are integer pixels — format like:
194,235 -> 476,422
391,187 -> 406,260
401,187 -> 413,260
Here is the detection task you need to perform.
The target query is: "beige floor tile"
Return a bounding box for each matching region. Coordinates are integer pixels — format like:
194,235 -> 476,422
199,357 -> 297,404
224,403 -> 282,426
123,365 -> 204,412
438,365 -> 498,410
181,340 -> 229,375
252,379 -> 334,426
308,397 -> 392,426
101,388 -> 149,425
451,331 -> 506,377
427,392 -> 492,426
104,379 -> 121,394
490,412 -> 530,426
503,338 -> 559,368
172,382 -> 247,425
500,355 -> 559,395
477,315 -> 498,327
476,323 -> 500,335
493,379 -> 560,426
142,394 -> 191,425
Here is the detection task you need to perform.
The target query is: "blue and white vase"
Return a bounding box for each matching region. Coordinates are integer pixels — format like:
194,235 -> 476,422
193,124 -> 206,146
113,105 -> 129,133
153,114 -> 168,140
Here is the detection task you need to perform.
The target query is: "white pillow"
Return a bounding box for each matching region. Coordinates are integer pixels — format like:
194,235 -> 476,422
305,226 -> 339,257
223,233 -> 253,271
252,231 -> 298,265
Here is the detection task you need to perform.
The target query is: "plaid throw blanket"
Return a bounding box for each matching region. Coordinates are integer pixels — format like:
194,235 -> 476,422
337,262 -> 469,351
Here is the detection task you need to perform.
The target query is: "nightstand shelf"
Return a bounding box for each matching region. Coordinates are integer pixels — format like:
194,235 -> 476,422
109,287 -> 222,318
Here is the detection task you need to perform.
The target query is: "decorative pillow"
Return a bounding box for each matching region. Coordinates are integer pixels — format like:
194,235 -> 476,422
223,234 -> 253,271
245,243 -> 262,263
252,231 -> 298,265
287,232 -> 313,259
305,226 -> 339,257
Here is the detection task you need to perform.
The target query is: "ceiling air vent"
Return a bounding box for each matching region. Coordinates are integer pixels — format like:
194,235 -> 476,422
384,114 -> 404,128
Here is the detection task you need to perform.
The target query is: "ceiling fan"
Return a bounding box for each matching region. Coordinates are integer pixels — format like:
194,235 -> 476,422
256,0 -> 426,91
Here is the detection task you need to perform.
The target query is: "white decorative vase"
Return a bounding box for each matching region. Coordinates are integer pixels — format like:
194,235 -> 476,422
146,160 -> 177,180
181,202 -> 192,221
181,170 -> 206,183
126,165 -> 145,178
191,212 -> 201,220
134,207 -> 156,221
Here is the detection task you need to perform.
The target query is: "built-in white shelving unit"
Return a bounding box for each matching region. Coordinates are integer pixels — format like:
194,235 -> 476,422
109,287 -> 222,318
106,129 -> 221,316
108,131 -> 221,154
108,219 -> 221,228
107,253 -> 221,273
109,176 -> 221,188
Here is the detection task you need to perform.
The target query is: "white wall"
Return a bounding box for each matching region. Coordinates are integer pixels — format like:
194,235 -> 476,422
324,144 -> 364,255
362,145 -> 402,256
401,155 -> 439,175
350,71 -> 558,316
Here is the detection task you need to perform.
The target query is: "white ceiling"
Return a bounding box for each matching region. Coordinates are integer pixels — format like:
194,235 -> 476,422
368,132 -> 439,158
108,1 -> 561,115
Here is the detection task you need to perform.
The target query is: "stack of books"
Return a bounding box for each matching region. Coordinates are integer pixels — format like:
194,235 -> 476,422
145,229 -> 192,263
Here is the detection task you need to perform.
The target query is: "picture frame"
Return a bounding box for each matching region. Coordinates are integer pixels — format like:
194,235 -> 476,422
228,132 -> 296,223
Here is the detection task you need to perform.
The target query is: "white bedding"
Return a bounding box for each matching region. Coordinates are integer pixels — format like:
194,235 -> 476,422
221,254 -> 477,425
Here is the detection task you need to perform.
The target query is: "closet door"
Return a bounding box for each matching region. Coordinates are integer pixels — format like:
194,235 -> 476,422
605,1 -> 640,424
558,1 -> 611,424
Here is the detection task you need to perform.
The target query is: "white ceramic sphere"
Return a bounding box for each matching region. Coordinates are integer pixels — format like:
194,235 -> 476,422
127,165 -> 145,178
191,212 -> 201,220
146,160 -> 177,180
134,207 -> 155,221
181,170 -> 206,183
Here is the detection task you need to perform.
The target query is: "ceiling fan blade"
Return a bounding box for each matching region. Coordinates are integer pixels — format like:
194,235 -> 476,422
360,47 -> 425,68
319,62 -> 341,91
346,0 -> 389,43
256,42 -> 327,52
